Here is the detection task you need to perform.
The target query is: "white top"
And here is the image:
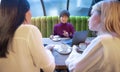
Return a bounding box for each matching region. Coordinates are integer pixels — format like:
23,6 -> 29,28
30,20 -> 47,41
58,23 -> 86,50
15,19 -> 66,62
66,33 -> 120,72
0,24 -> 55,72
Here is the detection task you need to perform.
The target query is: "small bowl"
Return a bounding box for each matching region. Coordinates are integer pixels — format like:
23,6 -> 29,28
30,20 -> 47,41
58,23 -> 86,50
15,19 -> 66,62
77,43 -> 87,52
53,35 -> 60,39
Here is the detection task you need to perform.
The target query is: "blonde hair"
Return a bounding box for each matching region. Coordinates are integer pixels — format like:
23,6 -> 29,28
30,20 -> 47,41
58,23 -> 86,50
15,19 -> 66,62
92,1 -> 120,36
102,1 -> 120,36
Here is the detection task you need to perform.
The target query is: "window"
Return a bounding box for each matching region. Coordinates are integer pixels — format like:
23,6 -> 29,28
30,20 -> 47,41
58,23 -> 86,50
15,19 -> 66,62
69,0 -> 92,16
28,0 -> 43,17
28,0 -> 93,17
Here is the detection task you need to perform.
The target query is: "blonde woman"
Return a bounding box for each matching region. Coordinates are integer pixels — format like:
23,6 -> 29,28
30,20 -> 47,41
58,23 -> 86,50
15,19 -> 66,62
66,1 -> 120,72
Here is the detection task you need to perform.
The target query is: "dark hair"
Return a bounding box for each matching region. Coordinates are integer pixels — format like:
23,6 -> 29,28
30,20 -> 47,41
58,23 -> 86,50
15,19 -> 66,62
0,0 -> 30,57
60,10 -> 70,17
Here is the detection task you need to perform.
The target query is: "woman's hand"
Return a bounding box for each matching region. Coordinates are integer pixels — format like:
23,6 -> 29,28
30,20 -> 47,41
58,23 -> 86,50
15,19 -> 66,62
65,45 -> 82,71
45,44 -> 55,51
63,30 -> 69,37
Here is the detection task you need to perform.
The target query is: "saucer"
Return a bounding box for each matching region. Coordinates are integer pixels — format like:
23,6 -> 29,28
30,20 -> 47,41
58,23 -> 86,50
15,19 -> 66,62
57,48 -> 71,55
54,44 -> 72,55
76,47 -> 85,52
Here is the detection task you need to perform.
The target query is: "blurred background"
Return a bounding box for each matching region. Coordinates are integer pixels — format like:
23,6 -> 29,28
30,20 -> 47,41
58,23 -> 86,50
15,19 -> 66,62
28,0 -> 102,17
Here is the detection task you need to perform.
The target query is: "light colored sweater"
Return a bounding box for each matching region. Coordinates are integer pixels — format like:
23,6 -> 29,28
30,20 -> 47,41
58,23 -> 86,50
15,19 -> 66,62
0,24 -> 55,72
66,33 -> 120,72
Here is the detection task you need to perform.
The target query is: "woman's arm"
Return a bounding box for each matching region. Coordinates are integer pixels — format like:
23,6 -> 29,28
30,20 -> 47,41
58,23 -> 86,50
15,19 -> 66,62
66,36 -> 103,72
74,43 -> 103,72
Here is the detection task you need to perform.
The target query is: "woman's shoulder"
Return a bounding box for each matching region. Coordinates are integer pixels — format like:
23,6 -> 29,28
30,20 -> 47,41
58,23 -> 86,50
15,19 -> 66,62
91,34 -> 114,45
66,22 -> 74,26
16,24 -> 39,34
99,34 -> 120,43
18,24 -> 39,31
20,24 -> 38,29
54,23 -> 61,27
14,24 -> 40,39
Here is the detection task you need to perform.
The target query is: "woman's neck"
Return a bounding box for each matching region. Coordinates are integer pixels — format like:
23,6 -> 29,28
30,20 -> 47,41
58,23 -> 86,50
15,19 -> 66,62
96,28 -> 108,36
22,20 -> 30,24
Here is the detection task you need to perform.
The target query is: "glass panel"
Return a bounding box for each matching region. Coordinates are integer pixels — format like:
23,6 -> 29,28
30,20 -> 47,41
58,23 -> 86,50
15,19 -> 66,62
28,0 -> 93,17
28,0 -> 43,17
69,0 -> 93,16
43,0 -> 67,16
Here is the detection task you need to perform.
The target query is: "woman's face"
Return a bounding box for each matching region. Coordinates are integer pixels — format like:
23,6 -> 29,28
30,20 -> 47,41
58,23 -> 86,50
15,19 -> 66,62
60,15 -> 68,23
88,11 -> 101,31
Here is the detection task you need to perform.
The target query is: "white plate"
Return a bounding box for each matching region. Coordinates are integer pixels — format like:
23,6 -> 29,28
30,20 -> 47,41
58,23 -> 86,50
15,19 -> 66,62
58,48 -> 71,55
54,44 -> 72,55
52,38 -> 61,42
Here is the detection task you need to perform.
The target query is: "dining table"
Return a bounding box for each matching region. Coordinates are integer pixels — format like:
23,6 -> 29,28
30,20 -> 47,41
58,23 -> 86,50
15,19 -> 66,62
42,37 -> 95,72
42,38 -> 71,71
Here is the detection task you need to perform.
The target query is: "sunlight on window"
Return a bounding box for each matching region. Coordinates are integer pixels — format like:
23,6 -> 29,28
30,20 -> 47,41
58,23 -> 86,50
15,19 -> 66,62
49,9 -> 58,16
44,0 -> 51,2
28,0 -> 39,2
77,0 -> 92,8
77,0 -> 81,7
28,0 -> 92,16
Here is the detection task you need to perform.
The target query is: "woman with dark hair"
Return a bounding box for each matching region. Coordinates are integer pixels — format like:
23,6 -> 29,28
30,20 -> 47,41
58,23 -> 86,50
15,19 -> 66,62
51,10 -> 75,38
0,0 -> 55,72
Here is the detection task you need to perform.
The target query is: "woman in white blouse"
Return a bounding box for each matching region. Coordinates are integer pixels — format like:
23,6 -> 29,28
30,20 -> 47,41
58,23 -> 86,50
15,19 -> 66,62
66,1 -> 120,72
0,0 -> 55,72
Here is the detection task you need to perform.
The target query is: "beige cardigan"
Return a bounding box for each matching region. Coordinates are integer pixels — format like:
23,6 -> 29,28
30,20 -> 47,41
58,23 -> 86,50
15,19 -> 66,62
0,24 -> 55,72
66,34 -> 120,72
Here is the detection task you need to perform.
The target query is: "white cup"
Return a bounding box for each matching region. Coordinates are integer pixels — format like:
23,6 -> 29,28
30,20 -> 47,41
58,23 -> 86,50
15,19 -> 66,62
79,43 -> 87,50
53,35 -> 59,39
61,44 -> 68,52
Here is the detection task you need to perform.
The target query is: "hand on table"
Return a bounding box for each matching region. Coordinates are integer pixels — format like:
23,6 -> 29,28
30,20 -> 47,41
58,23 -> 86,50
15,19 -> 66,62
65,45 -> 82,71
45,44 -> 55,51
71,45 -> 79,54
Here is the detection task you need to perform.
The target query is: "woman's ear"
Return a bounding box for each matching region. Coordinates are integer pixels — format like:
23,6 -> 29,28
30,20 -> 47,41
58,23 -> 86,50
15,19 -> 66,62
24,10 -> 32,24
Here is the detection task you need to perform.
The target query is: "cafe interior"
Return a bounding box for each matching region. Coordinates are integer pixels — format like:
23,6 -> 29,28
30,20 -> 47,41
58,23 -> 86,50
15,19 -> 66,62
29,0 -> 119,72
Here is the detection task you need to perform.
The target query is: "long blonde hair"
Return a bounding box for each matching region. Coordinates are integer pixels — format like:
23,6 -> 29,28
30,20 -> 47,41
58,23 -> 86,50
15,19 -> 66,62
101,1 -> 120,36
92,1 -> 120,36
